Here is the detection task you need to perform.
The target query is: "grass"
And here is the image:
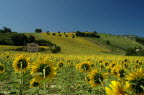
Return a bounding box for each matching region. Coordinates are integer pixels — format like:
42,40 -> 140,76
40,32 -> 110,55
99,33 -> 144,49
0,45 -> 23,51
23,33 -> 44,40
1,32 -> 143,56
22,32 -> 144,55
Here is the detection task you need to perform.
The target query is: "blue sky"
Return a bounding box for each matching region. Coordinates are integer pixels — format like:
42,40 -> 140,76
0,0 -> 144,37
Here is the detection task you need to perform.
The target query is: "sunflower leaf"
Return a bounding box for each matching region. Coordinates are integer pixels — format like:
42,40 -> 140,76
6,82 -> 18,84
140,85 -> 144,90
25,87 -> 39,94
32,73 -> 42,75
93,85 -> 102,90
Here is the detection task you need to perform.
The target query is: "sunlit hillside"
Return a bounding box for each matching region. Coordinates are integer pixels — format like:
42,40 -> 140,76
21,32 -> 144,55
40,33 -> 110,55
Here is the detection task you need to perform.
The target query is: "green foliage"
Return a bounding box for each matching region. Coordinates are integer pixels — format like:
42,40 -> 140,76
0,26 -> 12,33
125,48 -> 137,56
72,34 -> 75,38
11,34 -> 28,46
51,46 -> 61,53
135,37 -> 144,45
0,32 -> 17,45
14,47 -> 26,51
59,34 -> 61,36
35,39 -> 53,46
52,33 -> 56,36
28,35 -> 35,43
106,40 -> 110,45
46,31 -> 50,35
75,31 -> 100,38
35,29 -> 42,33
125,47 -> 144,56
38,47 -> 46,52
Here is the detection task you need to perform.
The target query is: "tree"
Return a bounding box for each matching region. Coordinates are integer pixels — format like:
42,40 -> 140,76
11,34 -> 28,46
35,29 -> 42,33
72,34 -> 75,38
51,46 -> 61,53
93,31 -> 97,34
52,33 -> 56,36
0,26 -> 11,33
28,35 -> 35,43
3,26 -> 11,33
46,31 -> 50,35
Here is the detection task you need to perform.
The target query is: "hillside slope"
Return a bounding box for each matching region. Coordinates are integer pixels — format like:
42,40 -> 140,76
99,33 -> 144,49
82,33 -> 144,54
40,33 -> 111,55
24,32 -> 144,55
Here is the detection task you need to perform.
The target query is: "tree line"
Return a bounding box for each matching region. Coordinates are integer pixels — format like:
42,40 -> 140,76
75,31 -> 100,38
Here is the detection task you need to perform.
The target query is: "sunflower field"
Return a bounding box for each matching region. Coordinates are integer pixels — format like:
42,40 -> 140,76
0,52 -> 144,95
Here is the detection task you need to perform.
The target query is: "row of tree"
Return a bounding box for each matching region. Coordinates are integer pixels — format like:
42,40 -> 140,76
125,47 -> 144,56
0,27 -> 12,33
0,32 -> 61,53
75,31 -> 100,38
135,37 -> 144,45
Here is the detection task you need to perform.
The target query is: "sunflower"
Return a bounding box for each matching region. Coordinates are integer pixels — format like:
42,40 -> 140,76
104,61 -> 109,66
56,61 -> 65,69
0,63 -> 5,73
76,62 -> 92,73
122,62 -> 129,69
88,69 -> 106,88
109,61 -> 117,69
111,65 -> 126,78
85,75 -> 90,83
126,68 -> 144,94
31,59 -> 56,82
30,78 -> 40,88
13,55 -> 30,72
105,81 -> 130,95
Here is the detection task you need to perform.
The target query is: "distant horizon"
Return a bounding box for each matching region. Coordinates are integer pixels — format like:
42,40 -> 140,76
0,26 -> 143,37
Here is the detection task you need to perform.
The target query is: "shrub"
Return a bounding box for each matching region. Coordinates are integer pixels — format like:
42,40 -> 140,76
11,34 -> 28,46
38,47 -> 45,52
28,35 -> 35,43
35,39 -> 53,46
51,46 -> 61,53
46,31 -> 50,35
72,35 -> 75,38
52,33 -> 56,36
35,29 -> 42,33
59,34 -> 61,36
106,40 -> 110,45
135,37 -> 144,45
75,31 -> 100,38
125,48 -> 137,56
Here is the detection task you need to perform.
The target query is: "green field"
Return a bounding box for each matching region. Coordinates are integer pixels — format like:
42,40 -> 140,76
0,32 -> 144,55
24,32 -> 143,55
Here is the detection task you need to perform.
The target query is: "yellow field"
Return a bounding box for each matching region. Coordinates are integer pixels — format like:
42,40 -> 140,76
0,52 -> 143,94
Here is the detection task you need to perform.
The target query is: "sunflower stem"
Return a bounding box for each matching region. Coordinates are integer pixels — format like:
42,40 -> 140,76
20,63 -> 23,95
99,78 -> 105,90
43,68 -> 46,95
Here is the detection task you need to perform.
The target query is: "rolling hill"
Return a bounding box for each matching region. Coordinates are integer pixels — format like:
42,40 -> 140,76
0,32 -> 143,55
24,32 -> 143,55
